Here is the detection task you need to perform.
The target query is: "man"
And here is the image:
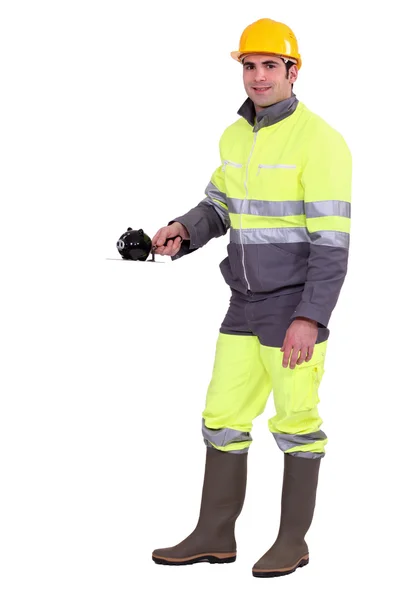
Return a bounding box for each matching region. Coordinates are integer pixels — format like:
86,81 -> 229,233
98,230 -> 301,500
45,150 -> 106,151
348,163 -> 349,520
151,18 -> 352,578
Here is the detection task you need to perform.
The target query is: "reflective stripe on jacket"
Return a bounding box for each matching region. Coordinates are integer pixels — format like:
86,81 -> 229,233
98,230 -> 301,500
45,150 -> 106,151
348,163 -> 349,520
171,95 -> 352,328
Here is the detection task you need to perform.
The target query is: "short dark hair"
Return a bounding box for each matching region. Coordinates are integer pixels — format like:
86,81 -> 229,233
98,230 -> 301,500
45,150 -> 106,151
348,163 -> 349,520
284,60 -> 296,87
285,60 -> 295,76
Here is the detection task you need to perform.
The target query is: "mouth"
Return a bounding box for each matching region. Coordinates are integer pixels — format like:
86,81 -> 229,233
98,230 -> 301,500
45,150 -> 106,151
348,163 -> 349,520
252,86 -> 272,93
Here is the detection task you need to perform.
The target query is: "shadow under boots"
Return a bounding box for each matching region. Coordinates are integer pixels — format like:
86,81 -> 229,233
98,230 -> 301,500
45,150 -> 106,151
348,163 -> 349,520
152,446 -> 248,566
253,452 -> 322,578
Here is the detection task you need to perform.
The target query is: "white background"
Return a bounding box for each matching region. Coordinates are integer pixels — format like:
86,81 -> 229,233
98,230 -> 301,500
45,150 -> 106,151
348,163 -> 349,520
1,0 -> 399,598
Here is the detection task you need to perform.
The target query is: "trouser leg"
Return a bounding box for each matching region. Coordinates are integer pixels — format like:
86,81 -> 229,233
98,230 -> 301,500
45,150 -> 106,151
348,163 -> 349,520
202,332 -> 272,453
262,340 -> 328,457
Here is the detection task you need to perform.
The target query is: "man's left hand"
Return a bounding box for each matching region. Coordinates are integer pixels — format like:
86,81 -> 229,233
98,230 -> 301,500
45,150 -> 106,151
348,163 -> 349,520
281,317 -> 318,369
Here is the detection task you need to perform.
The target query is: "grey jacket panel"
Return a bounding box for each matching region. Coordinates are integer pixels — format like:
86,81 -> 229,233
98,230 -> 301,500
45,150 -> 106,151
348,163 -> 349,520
220,242 -> 309,296
169,199 -> 229,261
219,241 -> 348,328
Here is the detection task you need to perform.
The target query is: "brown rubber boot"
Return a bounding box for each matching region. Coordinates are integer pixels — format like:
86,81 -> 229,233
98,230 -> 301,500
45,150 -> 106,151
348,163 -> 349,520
252,452 -> 322,578
152,446 -> 247,566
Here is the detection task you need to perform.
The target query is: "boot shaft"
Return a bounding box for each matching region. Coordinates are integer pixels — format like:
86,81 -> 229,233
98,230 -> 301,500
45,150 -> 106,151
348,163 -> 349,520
278,453 -> 321,539
198,447 -> 248,527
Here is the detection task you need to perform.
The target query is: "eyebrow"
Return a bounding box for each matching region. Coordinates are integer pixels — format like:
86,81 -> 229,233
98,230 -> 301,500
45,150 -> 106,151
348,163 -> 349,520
243,60 -> 281,67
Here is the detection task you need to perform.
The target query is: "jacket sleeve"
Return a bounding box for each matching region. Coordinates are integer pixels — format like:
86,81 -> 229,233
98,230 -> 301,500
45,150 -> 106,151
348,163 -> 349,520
169,160 -> 230,260
291,125 -> 352,327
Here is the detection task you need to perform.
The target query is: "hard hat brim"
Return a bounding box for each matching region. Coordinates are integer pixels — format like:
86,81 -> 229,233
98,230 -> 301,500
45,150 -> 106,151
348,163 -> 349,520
231,50 -> 301,69
231,50 -> 243,62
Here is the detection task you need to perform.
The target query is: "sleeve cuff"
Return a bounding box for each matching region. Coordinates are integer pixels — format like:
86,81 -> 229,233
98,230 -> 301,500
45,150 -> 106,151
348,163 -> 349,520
291,302 -> 331,329
168,218 -> 199,251
168,218 -> 199,260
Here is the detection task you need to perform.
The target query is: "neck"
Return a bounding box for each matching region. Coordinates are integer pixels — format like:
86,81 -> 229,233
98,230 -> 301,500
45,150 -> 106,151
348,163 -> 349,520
255,91 -> 293,113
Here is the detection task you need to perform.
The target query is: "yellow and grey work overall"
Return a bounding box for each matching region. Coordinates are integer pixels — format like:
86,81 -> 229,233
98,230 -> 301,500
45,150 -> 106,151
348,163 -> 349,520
171,95 -> 352,458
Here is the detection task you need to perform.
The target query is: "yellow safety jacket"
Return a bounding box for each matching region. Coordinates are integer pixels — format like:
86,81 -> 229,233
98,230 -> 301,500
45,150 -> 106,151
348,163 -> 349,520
171,95 -> 352,328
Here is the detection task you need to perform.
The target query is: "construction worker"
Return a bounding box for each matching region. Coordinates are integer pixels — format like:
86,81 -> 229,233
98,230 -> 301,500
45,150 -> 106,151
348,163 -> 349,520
151,18 -> 352,578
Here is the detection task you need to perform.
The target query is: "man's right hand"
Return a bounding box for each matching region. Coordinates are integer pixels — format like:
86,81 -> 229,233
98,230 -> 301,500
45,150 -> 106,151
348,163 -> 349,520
152,222 -> 190,257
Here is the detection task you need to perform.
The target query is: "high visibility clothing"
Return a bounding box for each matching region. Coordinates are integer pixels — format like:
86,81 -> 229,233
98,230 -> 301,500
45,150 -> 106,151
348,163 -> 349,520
172,94 -> 352,330
202,290 -> 327,458
231,18 -> 302,68
170,94 -> 351,456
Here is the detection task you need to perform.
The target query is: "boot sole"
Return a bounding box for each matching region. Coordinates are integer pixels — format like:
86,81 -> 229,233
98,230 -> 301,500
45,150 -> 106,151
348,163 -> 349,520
152,552 -> 236,566
252,555 -> 309,578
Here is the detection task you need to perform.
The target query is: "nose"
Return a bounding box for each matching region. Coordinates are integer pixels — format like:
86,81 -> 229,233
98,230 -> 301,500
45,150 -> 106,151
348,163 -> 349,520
254,67 -> 267,82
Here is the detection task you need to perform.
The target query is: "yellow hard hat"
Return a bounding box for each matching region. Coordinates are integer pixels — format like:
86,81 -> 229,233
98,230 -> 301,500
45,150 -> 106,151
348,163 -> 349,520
231,18 -> 302,70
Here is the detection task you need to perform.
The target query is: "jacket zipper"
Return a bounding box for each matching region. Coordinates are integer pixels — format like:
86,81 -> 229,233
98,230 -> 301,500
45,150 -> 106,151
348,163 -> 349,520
240,132 -> 258,292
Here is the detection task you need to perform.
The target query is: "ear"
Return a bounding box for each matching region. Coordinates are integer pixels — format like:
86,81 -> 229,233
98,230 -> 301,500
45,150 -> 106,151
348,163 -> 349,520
289,65 -> 299,84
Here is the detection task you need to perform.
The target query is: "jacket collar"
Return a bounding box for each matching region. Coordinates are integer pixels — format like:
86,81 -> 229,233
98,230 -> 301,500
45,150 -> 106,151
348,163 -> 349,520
237,93 -> 299,131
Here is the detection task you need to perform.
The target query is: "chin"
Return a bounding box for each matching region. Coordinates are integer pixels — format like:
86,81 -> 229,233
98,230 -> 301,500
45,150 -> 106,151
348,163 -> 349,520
247,92 -> 272,106
254,98 -> 275,108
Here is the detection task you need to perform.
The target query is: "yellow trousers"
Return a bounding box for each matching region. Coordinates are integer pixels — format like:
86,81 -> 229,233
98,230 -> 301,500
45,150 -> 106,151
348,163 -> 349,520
202,333 -> 327,457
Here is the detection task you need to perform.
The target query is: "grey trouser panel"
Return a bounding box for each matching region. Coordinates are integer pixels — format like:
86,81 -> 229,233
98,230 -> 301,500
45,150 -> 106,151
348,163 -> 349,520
219,288 -> 329,348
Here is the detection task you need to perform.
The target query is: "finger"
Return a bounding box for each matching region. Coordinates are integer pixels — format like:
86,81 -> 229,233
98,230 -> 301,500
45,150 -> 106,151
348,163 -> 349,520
152,228 -> 165,246
296,347 -> 308,365
171,237 -> 182,256
305,346 -> 314,362
158,241 -> 170,255
172,235 -> 182,251
281,344 -> 292,368
290,346 -> 301,369
161,240 -> 174,256
280,333 -> 288,353
154,230 -> 168,248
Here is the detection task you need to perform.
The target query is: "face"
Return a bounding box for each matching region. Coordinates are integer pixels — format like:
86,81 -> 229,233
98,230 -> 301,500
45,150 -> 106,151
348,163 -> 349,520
242,54 -> 298,112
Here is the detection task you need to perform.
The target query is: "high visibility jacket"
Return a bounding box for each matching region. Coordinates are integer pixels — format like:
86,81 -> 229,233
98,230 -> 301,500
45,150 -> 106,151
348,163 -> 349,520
171,94 -> 352,328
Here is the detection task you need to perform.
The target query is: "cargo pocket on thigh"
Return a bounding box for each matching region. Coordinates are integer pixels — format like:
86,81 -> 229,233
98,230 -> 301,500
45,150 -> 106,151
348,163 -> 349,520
292,360 -> 325,412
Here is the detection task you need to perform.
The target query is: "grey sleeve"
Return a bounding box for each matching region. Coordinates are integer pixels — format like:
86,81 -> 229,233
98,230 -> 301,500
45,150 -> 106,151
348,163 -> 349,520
291,245 -> 349,328
169,197 -> 230,261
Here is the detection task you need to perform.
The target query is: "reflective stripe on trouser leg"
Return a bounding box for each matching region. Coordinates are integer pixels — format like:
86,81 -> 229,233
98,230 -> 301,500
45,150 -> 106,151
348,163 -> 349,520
202,333 -> 272,453
259,341 -> 328,458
